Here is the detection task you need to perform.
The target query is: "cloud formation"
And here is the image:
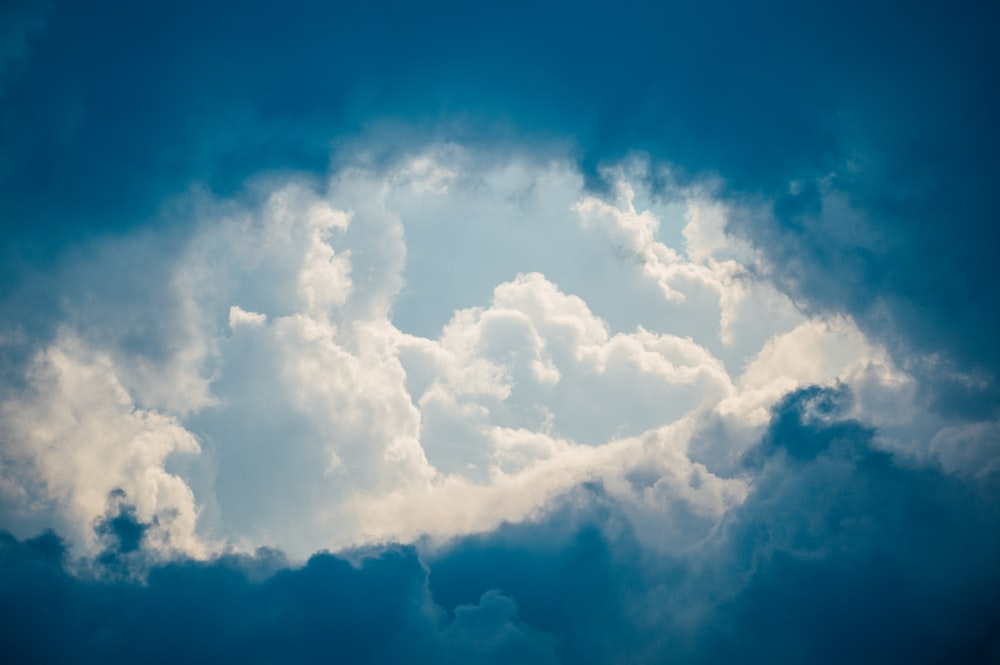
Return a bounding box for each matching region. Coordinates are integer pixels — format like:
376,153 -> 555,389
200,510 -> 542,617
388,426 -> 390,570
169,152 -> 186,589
2,386 -> 997,664
4,2 -> 996,397
1,4 -> 998,658
4,144 -> 996,568
3,148 -> 950,560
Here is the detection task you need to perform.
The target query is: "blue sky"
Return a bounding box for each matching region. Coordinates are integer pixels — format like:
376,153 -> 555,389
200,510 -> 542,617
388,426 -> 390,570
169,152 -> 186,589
1,1 -> 999,662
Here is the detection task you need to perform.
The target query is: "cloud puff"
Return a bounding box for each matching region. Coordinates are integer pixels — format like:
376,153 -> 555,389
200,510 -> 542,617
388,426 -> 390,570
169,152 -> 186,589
0,334 -> 203,556
228,305 -> 266,328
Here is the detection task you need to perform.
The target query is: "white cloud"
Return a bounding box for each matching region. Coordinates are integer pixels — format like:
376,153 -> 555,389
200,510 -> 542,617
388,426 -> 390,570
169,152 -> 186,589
0,143 -> 975,559
0,332 -> 205,557
229,305 -> 267,328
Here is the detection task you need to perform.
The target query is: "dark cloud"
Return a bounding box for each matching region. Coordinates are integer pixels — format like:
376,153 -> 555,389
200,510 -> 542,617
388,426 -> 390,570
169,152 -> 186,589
0,0 -> 988,215
91,489 -> 151,577
3,0 -> 997,410
0,532 -> 558,664
2,387 -> 997,664
695,386 -> 1000,663
433,386 -> 1000,663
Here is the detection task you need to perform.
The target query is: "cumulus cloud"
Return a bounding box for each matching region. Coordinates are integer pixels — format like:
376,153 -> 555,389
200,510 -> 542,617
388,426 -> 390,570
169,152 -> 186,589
572,171 -> 757,351
2,386 -> 996,664
0,146 -> 993,562
0,333 -> 204,556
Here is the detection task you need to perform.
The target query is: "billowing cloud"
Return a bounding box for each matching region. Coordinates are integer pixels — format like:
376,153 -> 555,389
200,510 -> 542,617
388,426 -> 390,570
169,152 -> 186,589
2,386 -> 997,664
3,3 -> 995,398
3,147 -> 989,564
0,333 -> 203,556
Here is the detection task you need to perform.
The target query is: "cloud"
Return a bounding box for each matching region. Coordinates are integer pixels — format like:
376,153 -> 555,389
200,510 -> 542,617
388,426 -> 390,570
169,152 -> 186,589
5,146 -> 990,561
689,387 -> 1000,663
427,386 -> 1000,663
227,305 -> 266,328
3,1 -> 996,422
0,332 -> 204,556
2,387 -> 997,664
0,527 -> 559,665
1,3 -> 997,661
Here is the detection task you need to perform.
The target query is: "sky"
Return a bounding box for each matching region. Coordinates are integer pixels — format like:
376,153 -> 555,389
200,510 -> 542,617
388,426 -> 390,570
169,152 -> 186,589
1,1 -> 999,662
